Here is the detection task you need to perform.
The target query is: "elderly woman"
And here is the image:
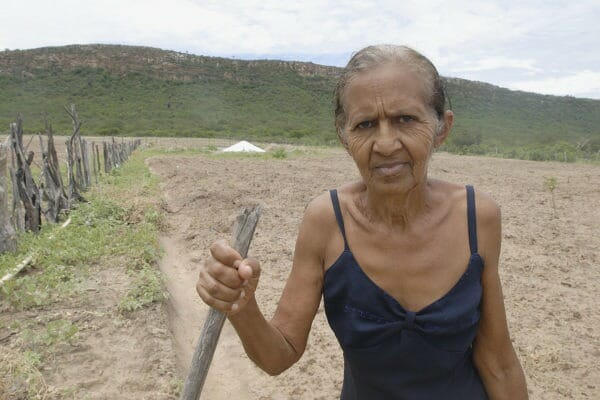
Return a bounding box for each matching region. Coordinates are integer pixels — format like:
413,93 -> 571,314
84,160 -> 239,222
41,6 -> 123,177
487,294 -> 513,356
196,44 -> 528,399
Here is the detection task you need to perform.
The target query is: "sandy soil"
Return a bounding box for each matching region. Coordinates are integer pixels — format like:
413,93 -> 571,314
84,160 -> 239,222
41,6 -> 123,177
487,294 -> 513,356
147,149 -> 600,400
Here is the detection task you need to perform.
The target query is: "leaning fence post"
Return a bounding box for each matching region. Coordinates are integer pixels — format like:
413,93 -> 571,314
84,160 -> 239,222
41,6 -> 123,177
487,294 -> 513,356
0,139 -> 17,252
10,118 -> 41,232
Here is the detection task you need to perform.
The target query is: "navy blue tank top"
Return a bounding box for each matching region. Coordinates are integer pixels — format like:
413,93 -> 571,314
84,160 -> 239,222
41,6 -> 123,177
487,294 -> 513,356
323,186 -> 488,399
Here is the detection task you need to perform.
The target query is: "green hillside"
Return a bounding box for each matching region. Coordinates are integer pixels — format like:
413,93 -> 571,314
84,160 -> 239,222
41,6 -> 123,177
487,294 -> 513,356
1,44 -> 598,160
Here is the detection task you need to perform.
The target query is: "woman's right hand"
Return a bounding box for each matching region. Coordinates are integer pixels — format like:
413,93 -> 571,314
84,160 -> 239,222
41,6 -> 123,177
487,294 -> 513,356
196,239 -> 261,315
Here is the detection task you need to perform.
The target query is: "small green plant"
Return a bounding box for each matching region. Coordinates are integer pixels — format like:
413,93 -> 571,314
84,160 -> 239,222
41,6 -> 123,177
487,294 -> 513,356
544,176 -> 558,216
119,266 -> 168,312
21,319 -> 79,350
169,377 -> 184,396
41,319 -> 79,347
271,147 -> 287,159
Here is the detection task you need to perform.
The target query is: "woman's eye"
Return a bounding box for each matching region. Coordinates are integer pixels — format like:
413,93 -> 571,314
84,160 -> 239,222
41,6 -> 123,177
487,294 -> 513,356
356,120 -> 375,129
396,115 -> 415,123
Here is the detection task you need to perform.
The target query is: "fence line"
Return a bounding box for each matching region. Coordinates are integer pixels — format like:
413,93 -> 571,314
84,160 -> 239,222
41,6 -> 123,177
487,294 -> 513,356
0,105 -> 141,253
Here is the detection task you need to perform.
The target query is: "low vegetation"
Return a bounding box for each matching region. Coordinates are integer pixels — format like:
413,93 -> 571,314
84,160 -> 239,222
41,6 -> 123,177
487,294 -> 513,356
0,149 -> 167,398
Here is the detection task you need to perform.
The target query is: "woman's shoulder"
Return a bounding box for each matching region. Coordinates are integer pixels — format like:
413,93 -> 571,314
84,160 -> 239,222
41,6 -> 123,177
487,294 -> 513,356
301,182 -> 363,234
296,189 -> 348,264
301,190 -> 339,227
432,180 -> 500,221
464,184 -> 501,225
305,181 -> 364,212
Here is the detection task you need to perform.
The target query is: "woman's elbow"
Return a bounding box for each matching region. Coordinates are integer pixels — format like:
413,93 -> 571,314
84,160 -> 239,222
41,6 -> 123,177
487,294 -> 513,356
261,362 -> 291,376
474,346 -> 518,379
474,346 -> 528,399
249,345 -> 302,376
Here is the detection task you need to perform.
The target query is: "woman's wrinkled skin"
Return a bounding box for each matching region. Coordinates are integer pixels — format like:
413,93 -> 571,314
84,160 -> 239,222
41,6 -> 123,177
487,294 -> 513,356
339,63 -> 453,226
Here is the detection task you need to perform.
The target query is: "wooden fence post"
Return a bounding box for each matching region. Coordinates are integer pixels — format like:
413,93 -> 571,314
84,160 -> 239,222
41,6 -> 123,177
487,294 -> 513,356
95,143 -> 101,180
9,152 -> 24,232
39,125 -> 68,223
10,117 -> 41,232
111,137 -> 118,168
103,142 -> 111,173
91,141 -> 98,185
75,136 -> 85,191
0,139 -> 17,252
65,105 -> 85,204
81,138 -> 91,189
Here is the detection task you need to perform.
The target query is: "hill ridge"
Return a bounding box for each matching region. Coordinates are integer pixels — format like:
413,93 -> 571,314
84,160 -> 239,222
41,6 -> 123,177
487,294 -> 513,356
0,44 -> 341,81
0,44 -> 598,160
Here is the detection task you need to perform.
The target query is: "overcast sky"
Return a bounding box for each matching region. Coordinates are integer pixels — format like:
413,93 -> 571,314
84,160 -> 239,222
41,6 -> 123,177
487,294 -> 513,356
2,0 -> 599,99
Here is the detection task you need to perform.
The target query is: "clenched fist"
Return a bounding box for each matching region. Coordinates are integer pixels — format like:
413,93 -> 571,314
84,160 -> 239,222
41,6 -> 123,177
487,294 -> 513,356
196,239 -> 261,315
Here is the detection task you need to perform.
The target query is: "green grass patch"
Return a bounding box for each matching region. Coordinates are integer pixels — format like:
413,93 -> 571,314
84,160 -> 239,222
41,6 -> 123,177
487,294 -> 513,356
119,265 -> 167,312
0,149 -> 167,312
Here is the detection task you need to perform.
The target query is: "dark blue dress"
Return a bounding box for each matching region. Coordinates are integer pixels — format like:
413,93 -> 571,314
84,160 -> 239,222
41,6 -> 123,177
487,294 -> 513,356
323,186 -> 488,399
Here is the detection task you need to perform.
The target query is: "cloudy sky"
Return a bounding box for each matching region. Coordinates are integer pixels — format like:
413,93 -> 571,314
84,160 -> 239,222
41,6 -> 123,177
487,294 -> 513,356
2,0 -> 599,99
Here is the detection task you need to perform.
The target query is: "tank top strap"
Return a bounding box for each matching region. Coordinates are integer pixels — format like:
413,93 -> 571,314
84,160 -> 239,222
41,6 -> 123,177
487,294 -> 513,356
329,189 -> 349,250
466,185 -> 478,254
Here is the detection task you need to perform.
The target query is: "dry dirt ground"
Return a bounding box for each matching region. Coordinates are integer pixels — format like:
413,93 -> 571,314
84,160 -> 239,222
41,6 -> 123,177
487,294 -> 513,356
147,147 -> 599,400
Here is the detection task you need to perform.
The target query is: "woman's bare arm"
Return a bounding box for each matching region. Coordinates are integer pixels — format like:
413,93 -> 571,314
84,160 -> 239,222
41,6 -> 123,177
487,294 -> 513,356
197,193 -> 331,375
473,192 -> 528,399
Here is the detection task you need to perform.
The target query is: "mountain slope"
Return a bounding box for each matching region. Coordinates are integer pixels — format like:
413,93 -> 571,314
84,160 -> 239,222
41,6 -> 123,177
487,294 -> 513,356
1,44 -> 598,158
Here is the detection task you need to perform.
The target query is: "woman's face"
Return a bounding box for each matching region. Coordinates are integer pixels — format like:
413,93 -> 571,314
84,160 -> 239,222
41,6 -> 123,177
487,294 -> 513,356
340,63 -> 451,194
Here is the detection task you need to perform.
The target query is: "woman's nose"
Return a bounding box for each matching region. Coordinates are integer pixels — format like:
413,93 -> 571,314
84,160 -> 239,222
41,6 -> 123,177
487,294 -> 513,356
373,120 -> 402,155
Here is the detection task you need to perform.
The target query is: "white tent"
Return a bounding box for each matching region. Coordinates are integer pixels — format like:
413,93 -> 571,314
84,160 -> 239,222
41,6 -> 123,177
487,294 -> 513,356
221,140 -> 266,153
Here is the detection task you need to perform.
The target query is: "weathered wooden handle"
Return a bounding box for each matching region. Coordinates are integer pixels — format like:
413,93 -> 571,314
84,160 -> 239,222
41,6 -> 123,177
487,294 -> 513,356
180,204 -> 262,400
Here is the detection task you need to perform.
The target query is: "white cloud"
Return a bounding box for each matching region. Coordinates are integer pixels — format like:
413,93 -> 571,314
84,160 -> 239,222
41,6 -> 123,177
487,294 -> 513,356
0,0 -> 599,98
451,57 -> 542,73
509,70 -> 600,99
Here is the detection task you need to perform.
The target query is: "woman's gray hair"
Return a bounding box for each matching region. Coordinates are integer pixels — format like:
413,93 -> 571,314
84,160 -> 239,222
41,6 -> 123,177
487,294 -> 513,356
334,44 -> 447,135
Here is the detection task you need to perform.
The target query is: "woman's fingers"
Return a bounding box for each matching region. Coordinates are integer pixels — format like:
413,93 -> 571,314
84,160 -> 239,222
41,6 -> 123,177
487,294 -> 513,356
197,266 -> 243,302
197,241 -> 262,314
238,258 -> 260,281
210,239 -> 242,267
206,256 -> 245,287
196,278 -> 246,313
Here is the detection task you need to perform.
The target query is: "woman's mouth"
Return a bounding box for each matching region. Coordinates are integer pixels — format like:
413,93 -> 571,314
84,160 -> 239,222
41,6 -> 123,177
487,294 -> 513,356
374,161 -> 409,176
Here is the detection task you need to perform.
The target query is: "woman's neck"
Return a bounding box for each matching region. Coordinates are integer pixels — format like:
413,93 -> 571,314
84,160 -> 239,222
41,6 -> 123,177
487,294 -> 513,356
357,181 -> 433,230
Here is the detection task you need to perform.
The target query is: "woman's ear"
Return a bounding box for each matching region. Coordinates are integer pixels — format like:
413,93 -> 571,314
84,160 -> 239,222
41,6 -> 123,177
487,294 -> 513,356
434,110 -> 453,148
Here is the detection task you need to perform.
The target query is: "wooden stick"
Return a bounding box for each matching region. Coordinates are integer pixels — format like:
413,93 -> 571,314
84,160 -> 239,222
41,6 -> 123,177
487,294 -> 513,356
0,217 -> 71,287
0,255 -> 33,288
180,204 -> 262,400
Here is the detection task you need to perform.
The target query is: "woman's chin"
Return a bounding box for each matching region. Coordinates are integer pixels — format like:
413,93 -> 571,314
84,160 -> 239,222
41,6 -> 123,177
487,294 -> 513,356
366,176 -> 418,195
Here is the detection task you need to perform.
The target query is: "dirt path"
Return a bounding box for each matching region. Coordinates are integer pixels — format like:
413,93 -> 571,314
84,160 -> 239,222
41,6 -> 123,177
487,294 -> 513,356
149,150 -> 600,400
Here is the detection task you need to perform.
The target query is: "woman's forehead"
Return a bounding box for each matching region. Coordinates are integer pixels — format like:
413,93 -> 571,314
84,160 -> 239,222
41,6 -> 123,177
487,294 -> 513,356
343,64 -> 429,113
